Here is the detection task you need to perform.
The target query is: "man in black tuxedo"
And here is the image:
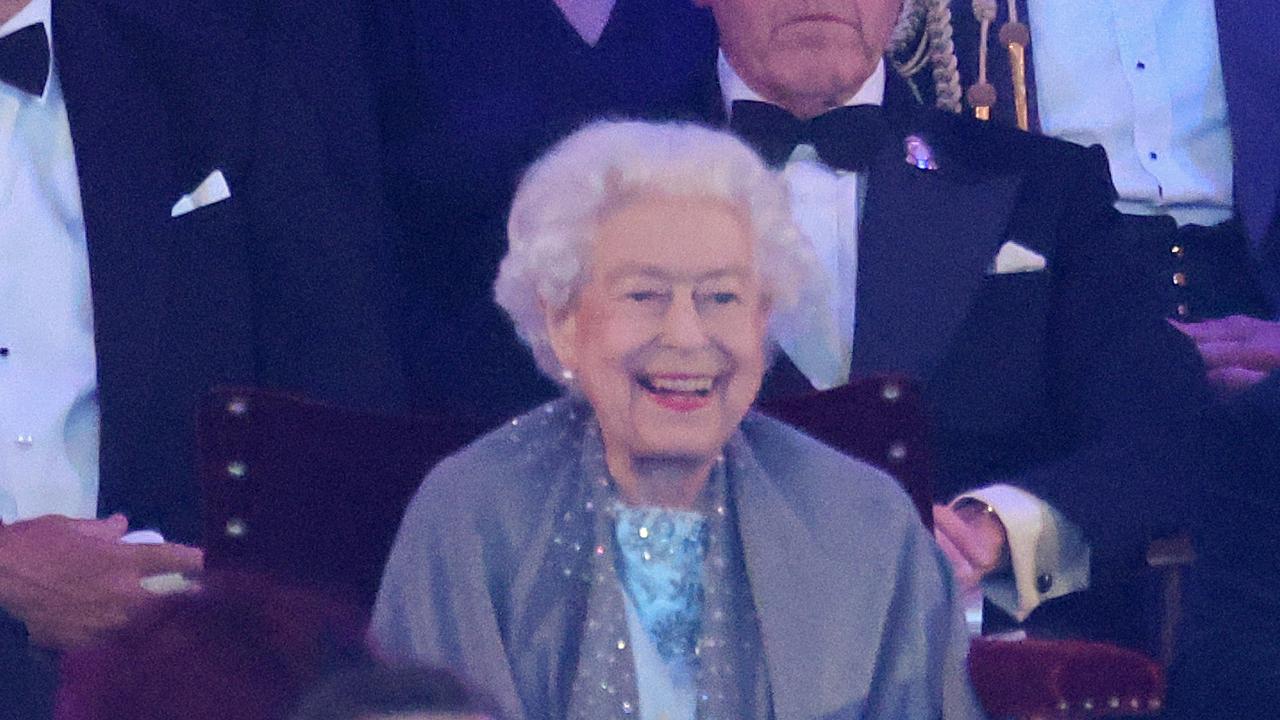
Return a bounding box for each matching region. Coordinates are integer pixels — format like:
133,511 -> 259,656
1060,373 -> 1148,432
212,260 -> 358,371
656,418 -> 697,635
0,1 -> 406,715
698,0 -> 1210,649
950,1 -> 1279,710
369,0 -> 721,425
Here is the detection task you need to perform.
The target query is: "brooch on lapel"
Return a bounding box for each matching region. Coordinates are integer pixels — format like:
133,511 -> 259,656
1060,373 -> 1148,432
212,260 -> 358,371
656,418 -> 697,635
903,135 -> 939,171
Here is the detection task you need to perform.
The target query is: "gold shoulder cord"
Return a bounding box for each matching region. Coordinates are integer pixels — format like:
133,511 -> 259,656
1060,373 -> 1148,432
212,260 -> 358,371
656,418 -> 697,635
1000,0 -> 1031,131
967,0 -> 998,120
967,0 -> 1031,131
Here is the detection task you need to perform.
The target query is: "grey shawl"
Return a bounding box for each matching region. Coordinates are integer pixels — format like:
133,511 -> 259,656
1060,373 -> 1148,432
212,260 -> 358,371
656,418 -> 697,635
370,399 -> 985,720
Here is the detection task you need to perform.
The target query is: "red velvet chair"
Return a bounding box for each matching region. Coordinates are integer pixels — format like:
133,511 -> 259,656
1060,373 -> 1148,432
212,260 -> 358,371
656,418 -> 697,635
196,387 -> 487,610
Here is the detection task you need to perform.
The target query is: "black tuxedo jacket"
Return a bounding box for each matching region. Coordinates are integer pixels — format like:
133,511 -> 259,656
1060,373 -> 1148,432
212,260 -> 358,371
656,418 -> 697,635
748,99 -> 1211,645
50,0 -> 409,545
2,3 -> 410,714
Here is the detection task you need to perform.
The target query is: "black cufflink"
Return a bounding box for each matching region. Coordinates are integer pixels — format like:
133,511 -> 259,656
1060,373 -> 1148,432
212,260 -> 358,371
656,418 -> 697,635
1036,573 -> 1053,594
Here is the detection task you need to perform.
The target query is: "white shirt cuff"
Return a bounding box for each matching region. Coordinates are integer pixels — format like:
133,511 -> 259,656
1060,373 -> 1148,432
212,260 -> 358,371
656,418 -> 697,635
955,484 -> 1091,621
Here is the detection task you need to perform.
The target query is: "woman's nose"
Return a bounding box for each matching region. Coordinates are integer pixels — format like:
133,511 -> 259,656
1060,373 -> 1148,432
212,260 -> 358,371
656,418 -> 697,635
659,292 -> 710,348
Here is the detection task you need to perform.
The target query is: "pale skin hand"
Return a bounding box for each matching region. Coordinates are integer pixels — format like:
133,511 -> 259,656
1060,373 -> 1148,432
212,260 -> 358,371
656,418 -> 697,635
933,502 -> 1009,591
1172,315 -> 1280,392
0,514 -> 203,650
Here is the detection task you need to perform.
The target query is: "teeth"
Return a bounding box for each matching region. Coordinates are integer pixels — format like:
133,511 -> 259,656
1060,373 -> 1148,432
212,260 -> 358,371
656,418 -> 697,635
647,376 -> 714,393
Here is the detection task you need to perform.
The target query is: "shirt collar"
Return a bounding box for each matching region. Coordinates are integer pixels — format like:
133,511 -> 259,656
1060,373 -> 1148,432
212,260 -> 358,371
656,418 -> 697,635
717,49 -> 886,120
0,0 -> 54,102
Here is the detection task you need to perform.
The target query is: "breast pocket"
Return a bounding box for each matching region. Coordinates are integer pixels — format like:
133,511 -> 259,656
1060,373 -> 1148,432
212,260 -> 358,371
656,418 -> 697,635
162,192 -> 255,345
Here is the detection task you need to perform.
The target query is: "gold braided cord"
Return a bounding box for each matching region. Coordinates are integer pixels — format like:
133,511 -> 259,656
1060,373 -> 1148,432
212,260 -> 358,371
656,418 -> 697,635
972,0 -> 997,84
895,29 -> 932,78
888,0 -> 965,113
925,0 -> 964,113
889,0 -> 928,54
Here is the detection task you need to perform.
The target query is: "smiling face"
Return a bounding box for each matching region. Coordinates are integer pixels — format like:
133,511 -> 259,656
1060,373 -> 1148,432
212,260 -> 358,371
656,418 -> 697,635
698,0 -> 902,118
547,193 -> 769,503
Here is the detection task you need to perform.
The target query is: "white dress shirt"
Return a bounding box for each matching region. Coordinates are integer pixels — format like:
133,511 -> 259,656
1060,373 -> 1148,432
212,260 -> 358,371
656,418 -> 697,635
719,52 -> 885,391
719,53 -> 1086,620
1029,0 -> 1234,227
0,0 -> 100,524
552,0 -> 616,47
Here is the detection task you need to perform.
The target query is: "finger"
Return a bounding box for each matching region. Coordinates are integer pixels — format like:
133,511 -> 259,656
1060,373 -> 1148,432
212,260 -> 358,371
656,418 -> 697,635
72,514 -> 129,541
1171,315 -> 1261,341
1207,366 -> 1268,391
934,530 -> 979,586
1196,341 -> 1280,372
1168,319 -> 1196,339
936,505 -> 1005,571
126,543 -> 204,576
933,506 -> 982,558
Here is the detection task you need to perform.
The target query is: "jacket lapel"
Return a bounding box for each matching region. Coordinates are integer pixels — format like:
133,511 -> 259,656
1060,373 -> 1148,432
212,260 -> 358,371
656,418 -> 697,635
851,123 -> 1022,381
57,0 -> 179,394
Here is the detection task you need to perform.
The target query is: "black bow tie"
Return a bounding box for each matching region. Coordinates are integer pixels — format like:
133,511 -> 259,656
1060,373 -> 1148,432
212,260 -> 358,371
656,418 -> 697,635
730,100 -> 891,172
0,23 -> 50,97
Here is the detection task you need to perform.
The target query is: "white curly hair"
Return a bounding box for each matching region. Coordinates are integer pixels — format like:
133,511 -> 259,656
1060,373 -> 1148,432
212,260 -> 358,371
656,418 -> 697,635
494,119 -> 826,385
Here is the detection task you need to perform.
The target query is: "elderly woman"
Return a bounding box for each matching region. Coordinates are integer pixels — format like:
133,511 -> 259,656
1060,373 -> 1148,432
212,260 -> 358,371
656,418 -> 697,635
370,121 -> 982,720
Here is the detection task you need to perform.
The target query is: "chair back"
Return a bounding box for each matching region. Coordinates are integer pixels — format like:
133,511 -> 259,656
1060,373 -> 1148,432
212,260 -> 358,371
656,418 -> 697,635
197,387 -> 488,610
757,374 -> 933,528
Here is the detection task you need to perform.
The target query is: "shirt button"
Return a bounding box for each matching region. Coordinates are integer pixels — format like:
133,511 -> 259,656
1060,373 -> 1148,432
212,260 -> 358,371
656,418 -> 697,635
1149,151 -> 1159,161
15,435 -> 34,448
1136,61 -> 1146,70
0,347 -> 9,357
1036,573 -> 1053,594
1172,271 -> 1188,286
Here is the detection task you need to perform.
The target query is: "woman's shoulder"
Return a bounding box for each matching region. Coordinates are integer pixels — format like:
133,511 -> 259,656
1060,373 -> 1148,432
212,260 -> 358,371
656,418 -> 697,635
403,399 -> 588,525
737,411 -> 925,531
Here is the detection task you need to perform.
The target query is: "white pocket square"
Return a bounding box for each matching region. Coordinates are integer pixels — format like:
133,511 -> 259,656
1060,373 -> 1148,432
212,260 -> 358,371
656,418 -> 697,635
990,240 -> 1046,274
170,169 -> 231,218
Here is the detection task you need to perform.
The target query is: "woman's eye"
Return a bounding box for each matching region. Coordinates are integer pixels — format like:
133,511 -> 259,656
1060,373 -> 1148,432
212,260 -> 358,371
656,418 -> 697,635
626,291 -> 665,303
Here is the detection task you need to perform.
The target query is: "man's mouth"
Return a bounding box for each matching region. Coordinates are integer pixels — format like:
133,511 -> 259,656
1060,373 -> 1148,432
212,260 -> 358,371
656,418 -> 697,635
784,13 -> 856,27
637,373 -> 718,412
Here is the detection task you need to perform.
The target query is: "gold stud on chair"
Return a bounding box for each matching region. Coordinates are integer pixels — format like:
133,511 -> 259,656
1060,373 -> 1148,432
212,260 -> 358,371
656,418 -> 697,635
226,397 -> 249,417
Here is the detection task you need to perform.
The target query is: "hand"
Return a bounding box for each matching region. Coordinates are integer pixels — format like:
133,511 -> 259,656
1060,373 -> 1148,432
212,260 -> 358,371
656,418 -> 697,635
933,502 -> 1009,591
0,514 -> 203,650
1172,315 -> 1280,392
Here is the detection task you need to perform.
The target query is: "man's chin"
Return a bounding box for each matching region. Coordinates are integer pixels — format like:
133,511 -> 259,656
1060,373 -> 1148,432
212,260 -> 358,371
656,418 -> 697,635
767,56 -> 876,108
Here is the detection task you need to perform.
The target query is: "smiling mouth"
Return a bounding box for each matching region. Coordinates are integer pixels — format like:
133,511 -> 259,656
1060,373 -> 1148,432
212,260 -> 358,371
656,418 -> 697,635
638,374 -> 717,412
